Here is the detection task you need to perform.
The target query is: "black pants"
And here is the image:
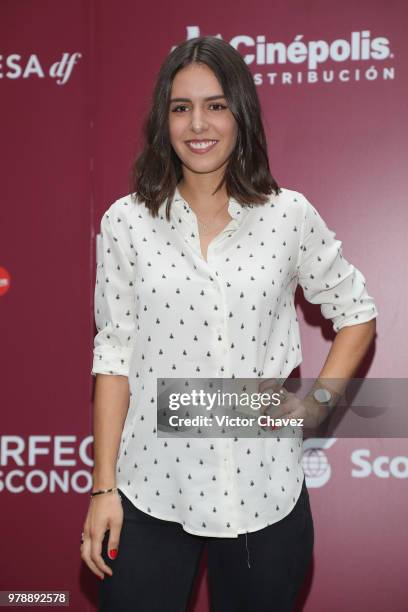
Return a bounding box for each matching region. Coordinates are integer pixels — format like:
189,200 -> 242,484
99,478 -> 314,612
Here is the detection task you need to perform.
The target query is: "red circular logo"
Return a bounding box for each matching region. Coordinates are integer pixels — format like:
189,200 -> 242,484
0,266 -> 11,296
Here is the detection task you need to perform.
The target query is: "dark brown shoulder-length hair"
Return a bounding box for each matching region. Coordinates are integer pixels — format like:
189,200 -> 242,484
129,35 -> 281,220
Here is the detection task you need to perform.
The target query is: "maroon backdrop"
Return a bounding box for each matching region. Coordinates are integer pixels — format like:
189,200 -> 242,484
1,0 -> 407,610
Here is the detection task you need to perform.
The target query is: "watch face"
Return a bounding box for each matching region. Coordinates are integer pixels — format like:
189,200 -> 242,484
313,388 -> 332,403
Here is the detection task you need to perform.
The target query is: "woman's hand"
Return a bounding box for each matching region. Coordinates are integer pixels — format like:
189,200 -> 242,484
80,492 -> 123,580
257,379 -> 330,429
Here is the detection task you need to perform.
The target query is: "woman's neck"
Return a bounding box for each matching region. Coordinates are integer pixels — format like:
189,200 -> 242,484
177,179 -> 229,216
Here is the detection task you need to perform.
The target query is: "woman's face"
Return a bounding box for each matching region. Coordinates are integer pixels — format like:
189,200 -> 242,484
168,63 -> 238,179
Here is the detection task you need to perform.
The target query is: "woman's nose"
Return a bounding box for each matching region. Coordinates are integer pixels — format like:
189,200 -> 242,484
190,109 -> 208,131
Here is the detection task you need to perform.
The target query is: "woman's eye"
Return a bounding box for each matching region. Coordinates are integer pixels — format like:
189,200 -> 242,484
171,105 -> 188,113
171,103 -> 227,113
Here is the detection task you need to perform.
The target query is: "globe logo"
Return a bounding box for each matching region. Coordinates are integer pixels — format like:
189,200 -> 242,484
303,449 -> 329,478
302,438 -> 338,487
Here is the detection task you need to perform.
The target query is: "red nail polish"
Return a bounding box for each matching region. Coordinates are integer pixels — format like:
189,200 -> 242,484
109,549 -> 118,559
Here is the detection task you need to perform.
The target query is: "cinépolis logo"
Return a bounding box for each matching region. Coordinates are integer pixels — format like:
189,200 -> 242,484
0,435 -> 93,494
178,26 -> 395,86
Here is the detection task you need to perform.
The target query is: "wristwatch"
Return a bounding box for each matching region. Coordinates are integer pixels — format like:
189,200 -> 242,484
310,384 -> 341,411
313,387 -> 333,405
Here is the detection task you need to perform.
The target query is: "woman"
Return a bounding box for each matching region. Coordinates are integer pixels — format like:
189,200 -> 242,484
80,36 -> 378,611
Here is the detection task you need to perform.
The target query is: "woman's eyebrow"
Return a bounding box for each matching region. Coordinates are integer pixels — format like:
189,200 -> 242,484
170,95 -> 227,103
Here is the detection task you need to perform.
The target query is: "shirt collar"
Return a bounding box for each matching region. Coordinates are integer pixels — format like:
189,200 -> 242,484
170,184 -> 252,229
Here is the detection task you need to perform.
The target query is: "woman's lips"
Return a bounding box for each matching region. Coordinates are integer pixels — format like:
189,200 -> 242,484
185,140 -> 219,154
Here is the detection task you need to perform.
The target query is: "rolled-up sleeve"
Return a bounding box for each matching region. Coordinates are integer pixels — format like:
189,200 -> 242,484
91,202 -> 137,377
296,194 -> 379,333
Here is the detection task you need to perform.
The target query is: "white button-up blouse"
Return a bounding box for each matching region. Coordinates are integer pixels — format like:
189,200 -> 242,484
91,185 -> 378,537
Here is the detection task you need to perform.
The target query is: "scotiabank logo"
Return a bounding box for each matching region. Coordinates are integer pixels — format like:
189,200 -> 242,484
351,449 -> 408,479
302,442 -> 408,486
180,27 -> 395,86
0,52 -> 82,85
302,438 -> 337,488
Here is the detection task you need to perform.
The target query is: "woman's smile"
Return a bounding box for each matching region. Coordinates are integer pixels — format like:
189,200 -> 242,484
185,139 -> 219,154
